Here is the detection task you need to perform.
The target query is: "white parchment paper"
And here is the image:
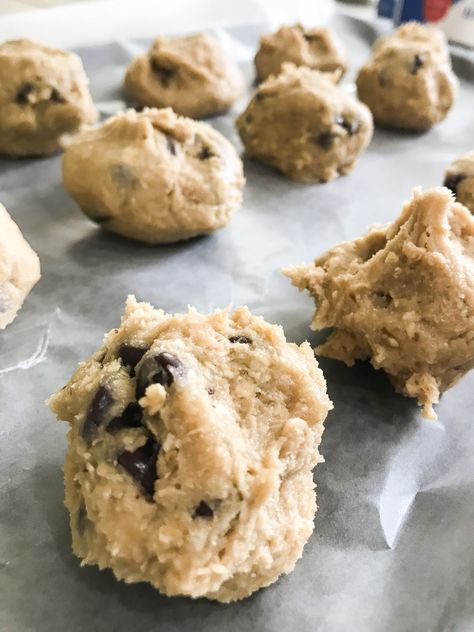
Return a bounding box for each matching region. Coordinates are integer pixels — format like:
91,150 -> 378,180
0,12 -> 473,632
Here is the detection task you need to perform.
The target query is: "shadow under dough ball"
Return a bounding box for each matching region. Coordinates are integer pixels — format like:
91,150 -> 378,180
356,22 -> 458,131
284,187 -> 474,419
255,23 -> 348,83
124,33 -> 245,119
62,107 -> 245,244
0,39 -> 97,157
444,151 -> 474,214
48,296 -> 332,602
236,63 -> 373,183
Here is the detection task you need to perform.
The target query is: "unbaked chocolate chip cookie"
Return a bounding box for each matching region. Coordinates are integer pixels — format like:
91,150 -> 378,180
356,23 -> 458,131
255,23 -> 348,82
0,203 -> 41,329
236,63 -> 373,183
0,39 -> 97,157
444,151 -> 474,214
48,296 -> 332,602
125,33 -> 245,118
62,107 -> 244,244
284,187 -> 474,419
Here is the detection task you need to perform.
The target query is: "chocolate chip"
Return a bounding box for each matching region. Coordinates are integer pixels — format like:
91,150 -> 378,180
82,385 -> 115,441
336,116 -> 359,135
411,54 -> 424,74
207,387 -> 215,395
50,87 -> 65,103
316,132 -> 337,150
135,352 -> 184,399
117,439 -> 159,498
229,335 -> 252,344
16,82 -> 35,105
193,501 -> 214,518
107,402 -> 143,433
118,344 -> 148,376
150,59 -> 175,86
165,135 -> 176,155
198,146 -> 216,160
443,174 -> 466,197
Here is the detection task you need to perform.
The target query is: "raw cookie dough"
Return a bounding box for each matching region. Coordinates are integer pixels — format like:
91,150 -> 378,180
48,296 -> 332,602
284,187 -> 474,419
444,151 -> 474,214
356,23 -> 457,131
236,63 -> 373,183
0,203 -> 41,329
255,23 -> 348,82
124,33 -> 245,119
0,39 -> 97,157
62,107 -> 245,244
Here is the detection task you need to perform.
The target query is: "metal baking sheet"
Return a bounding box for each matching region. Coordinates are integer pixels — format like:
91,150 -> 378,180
1,12 -> 474,632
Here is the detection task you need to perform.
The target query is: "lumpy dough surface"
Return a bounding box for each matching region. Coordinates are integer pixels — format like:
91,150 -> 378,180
62,107 -> 245,244
444,151 -> 474,215
125,33 -> 244,119
284,187 -> 474,419
356,23 -> 457,131
48,296 -> 332,602
254,23 -> 348,82
0,203 -> 41,329
236,63 -> 373,183
0,39 -> 97,157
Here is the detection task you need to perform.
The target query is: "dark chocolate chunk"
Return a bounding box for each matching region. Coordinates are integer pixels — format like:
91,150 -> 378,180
207,387 -> 215,395
107,402 -> 143,433
411,54 -> 424,74
82,385 -> 115,441
50,87 -> 65,103
336,116 -> 360,135
165,134 -> 177,155
443,173 -> 466,197
198,146 -> 216,160
118,344 -> 148,375
135,352 -> 184,399
16,82 -> 35,105
150,59 -> 175,86
193,501 -> 214,518
229,335 -> 252,344
316,132 -> 337,150
117,439 -> 159,498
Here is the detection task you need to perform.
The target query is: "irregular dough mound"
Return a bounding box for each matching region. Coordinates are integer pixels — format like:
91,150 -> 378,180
48,296 -> 332,602
62,107 -> 245,244
0,39 -> 97,157
236,63 -> 373,183
124,33 -> 245,119
444,151 -> 474,215
284,187 -> 474,419
254,23 -> 348,82
0,203 -> 41,329
356,23 -> 458,131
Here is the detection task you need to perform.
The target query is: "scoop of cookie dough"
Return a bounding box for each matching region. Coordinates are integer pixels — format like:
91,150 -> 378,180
124,33 -> 245,119
356,23 -> 457,131
0,203 -> 41,329
62,107 -> 244,244
48,296 -> 332,602
444,151 -> 474,214
0,39 -> 97,157
236,63 -> 373,183
254,23 -> 348,82
284,187 -> 474,419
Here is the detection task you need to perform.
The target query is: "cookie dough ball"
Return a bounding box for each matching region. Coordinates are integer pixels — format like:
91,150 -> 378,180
0,203 -> 41,329
62,108 -> 244,244
124,33 -> 245,119
284,187 -> 474,419
0,39 -> 97,157
444,151 -> 474,214
48,296 -> 332,602
255,23 -> 348,82
356,24 -> 457,131
236,63 -> 373,183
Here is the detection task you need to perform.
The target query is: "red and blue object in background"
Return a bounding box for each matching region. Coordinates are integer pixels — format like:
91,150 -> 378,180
378,0 -> 462,22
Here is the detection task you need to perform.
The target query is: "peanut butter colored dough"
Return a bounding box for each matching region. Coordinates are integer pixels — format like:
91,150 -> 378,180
48,296 -> 332,602
124,33 -> 245,119
62,108 -> 244,244
444,151 -> 474,215
284,187 -> 474,419
0,39 -> 97,157
254,23 -> 348,82
236,63 -> 373,183
356,23 -> 458,131
0,203 -> 41,329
